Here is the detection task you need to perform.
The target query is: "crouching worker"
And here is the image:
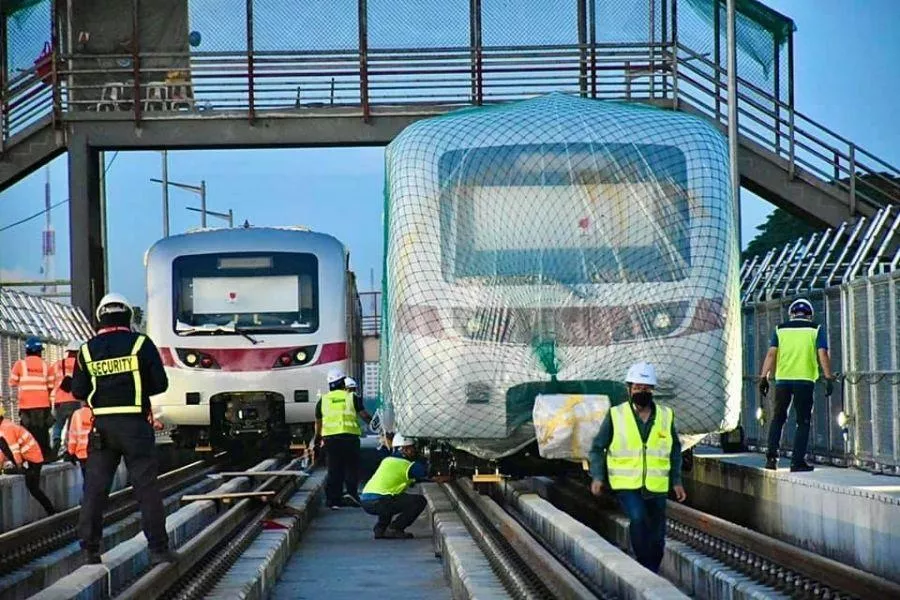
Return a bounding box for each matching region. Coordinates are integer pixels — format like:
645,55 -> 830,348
0,404 -> 56,515
588,362 -> 686,574
360,433 -> 428,539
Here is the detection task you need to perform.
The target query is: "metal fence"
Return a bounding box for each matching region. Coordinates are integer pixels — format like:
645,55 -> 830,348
0,288 -> 94,421
740,206 -> 900,474
4,1 -> 898,209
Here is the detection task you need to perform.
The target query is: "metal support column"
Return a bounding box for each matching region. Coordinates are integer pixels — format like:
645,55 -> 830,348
470,0 -> 483,105
726,0 -> 741,250
68,136 -> 105,319
671,0 -> 678,108
0,10 -> 7,152
787,27 -> 795,178
773,37 -> 780,152
577,0 -> 587,97
247,0 -> 255,123
131,0 -> 142,126
588,0 -> 596,98
661,0 -> 668,99
713,0 -> 721,121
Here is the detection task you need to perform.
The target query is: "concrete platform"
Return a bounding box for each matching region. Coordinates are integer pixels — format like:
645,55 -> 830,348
683,446 -> 900,583
271,489 -> 451,600
0,461 -> 128,532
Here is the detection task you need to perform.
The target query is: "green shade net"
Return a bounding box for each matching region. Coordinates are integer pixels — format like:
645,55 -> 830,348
380,93 -> 743,459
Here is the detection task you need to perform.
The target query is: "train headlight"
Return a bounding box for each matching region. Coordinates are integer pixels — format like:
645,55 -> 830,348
652,311 -> 672,330
185,353 -> 199,366
295,350 -> 307,363
837,411 -> 851,429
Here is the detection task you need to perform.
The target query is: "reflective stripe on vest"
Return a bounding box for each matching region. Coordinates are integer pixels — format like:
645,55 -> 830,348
82,336 -> 146,415
10,357 -> 52,409
606,403 -> 673,493
320,390 -> 361,437
775,325 -> 820,382
362,456 -> 414,496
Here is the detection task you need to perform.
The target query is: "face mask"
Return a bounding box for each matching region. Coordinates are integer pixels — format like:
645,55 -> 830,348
632,391 -> 653,408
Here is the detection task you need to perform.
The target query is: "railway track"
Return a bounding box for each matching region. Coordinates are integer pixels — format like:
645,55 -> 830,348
116,457 -> 313,600
542,478 -> 900,600
0,455 -> 222,575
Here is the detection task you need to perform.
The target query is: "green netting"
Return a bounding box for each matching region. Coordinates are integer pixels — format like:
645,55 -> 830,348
379,93 -> 742,459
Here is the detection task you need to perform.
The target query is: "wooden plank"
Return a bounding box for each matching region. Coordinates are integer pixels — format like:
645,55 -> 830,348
181,491 -> 276,503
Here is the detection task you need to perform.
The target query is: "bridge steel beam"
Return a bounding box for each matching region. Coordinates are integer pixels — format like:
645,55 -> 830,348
68,134 -> 105,321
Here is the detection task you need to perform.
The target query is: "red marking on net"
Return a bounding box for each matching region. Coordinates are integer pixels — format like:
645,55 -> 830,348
262,520 -> 289,530
578,217 -> 590,229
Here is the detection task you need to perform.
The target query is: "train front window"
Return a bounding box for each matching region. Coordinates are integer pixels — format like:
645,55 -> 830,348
172,252 -> 318,335
439,143 -> 693,284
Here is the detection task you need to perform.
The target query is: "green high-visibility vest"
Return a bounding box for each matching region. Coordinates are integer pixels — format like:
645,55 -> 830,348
606,403 -> 673,493
320,389 -> 361,437
775,324 -> 820,382
362,456 -> 415,496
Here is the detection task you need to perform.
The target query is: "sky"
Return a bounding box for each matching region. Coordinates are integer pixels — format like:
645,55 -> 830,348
1,0 -> 898,309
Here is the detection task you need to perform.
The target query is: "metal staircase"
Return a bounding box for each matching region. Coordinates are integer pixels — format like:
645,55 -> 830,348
0,115 -> 66,191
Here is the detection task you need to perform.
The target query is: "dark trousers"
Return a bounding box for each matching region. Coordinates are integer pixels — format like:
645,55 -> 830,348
19,408 -> 53,460
78,415 -> 168,553
52,402 -> 80,448
617,491 -> 668,573
324,434 -> 360,505
24,462 -> 56,515
361,493 -> 427,532
767,383 -> 815,465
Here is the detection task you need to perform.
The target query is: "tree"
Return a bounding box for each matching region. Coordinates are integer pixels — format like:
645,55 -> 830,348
742,208 -> 823,262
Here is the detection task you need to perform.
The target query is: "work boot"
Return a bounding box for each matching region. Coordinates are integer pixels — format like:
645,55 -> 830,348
790,462 -> 814,473
764,457 -> 777,470
373,526 -> 387,539
385,528 -> 414,539
149,548 -> 177,566
342,493 -> 361,507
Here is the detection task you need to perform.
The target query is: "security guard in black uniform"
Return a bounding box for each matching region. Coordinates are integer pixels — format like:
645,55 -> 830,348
71,292 -> 173,565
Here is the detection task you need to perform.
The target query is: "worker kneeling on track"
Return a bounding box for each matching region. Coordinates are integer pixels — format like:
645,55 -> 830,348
588,361 -> 687,574
360,433 -> 429,539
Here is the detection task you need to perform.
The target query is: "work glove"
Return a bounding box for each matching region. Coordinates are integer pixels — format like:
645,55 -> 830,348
825,378 -> 834,396
63,452 -> 78,465
758,378 -> 769,397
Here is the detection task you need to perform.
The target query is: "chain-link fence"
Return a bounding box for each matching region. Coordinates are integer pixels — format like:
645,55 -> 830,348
741,273 -> 900,474
0,289 -> 94,422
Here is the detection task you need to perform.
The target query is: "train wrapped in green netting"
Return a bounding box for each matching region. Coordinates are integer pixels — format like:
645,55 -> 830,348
379,93 -> 741,466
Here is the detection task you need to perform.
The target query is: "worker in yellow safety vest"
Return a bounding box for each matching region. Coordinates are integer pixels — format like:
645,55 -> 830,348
314,368 -> 372,509
360,433 -> 431,539
758,298 -> 834,472
588,361 -> 686,573
70,293 -> 173,566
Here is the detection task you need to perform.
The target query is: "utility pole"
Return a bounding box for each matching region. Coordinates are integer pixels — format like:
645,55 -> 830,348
726,0 -> 741,250
161,150 -> 170,237
150,177 -> 225,230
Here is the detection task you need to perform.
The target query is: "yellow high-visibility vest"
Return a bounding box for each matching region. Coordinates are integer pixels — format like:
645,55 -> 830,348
606,403 -> 673,493
81,336 -> 145,415
362,456 -> 415,496
775,324 -> 820,382
320,390 -> 361,437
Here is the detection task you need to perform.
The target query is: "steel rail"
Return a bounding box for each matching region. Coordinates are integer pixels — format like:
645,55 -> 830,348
0,456 -> 220,574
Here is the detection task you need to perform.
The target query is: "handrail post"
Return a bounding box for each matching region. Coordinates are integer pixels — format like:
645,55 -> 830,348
773,35 -> 780,153
589,0 -> 596,98
470,0 -> 483,105
131,0 -> 142,127
577,0 -> 587,98
648,0 -> 655,98
247,0 -> 255,123
788,110 -> 795,178
50,0 -> 62,125
671,0 -> 679,109
849,143 -> 857,215
358,0 -> 369,121
661,0 -> 668,99
1,10 -> 7,153
713,0 -> 721,121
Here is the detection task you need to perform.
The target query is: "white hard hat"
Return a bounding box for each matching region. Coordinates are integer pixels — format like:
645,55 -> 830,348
96,292 -> 133,320
327,368 -> 346,385
391,433 -> 414,448
65,340 -> 83,353
788,298 -> 814,318
625,361 -> 658,386
344,377 -> 358,389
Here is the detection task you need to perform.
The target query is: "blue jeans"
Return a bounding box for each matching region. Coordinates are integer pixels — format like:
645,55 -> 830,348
616,490 -> 668,573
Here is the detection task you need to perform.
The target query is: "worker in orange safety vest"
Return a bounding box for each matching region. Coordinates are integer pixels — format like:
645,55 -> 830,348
0,404 -> 56,515
50,340 -> 84,457
9,337 -> 54,459
62,402 -> 93,477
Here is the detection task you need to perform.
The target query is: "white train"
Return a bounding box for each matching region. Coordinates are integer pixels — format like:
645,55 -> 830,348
145,226 -> 362,450
381,94 -> 742,465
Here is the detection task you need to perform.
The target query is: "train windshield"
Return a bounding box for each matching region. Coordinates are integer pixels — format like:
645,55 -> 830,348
172,252 -> 318,335
439,143 -> 693,284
